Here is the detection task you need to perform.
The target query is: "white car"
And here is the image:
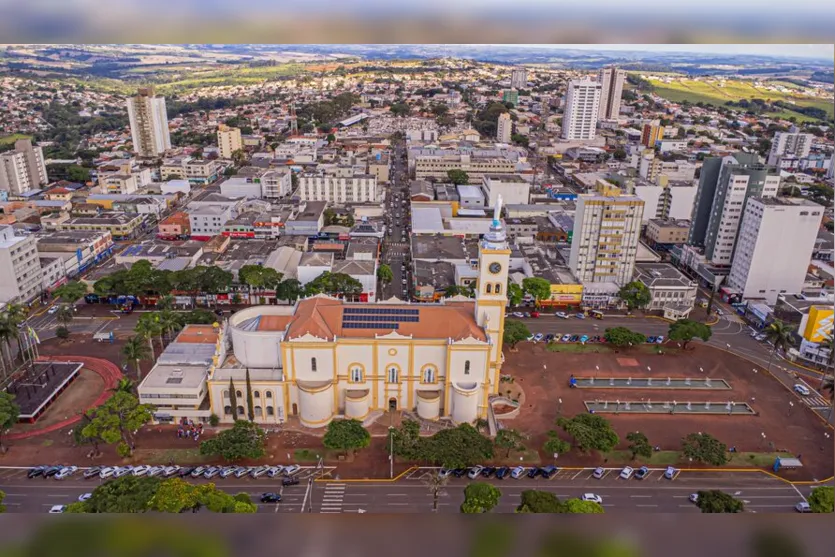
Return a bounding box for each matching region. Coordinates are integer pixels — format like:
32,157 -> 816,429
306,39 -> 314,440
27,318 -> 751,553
592,467 -> 605,479
533,333 -> 544,342
467,466 -> 484,479
48,505 -> 66,513
162,466 -> 180,477
131,465 -> 151,476
283,465 -> 301,476
146,466 -> 164,477
249,466 -> 269,478
267,466 -> 284,478
793,384 -> 811,396
54,466 -> 78,480
581,493 -> 603,504
510,466 -> 526,479
78,493 -> 92,502
689,493 -> 699,504
48,306 -> 60,315
438,468 -> 453,478
99,467 -> 115,479
555,312 -> 569,319
234,467 -> 251,478
113,466 -> 132,478
619,466 -> 634,480
795,501 -> 811,513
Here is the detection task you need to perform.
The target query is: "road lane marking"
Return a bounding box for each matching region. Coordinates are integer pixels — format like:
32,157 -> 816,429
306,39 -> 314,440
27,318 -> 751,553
571,471 -> 585,479
630,495 -> 652,498
790,484 -> 808,502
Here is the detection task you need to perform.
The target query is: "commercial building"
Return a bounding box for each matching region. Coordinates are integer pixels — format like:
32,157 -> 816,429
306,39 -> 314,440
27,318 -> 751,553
827,152 -> 834,181
0,139 -> 48,196
188,205 -> 237,241
767,132 -> 814,166
633,180 -> 698,222
645,218 -> 691,246
35,230 -> 115,277
634,262 -> 697,320
796,305 -> 834,367
97,163 -> 152,195
0,225 -> 42,303
217,124 -> 243,160
569,191 -> 644,284
161,157 -> 219,185
496,112 -> 512,144
510,67 -> 527,89
639,155 -> 697,183
367,154 -> 390,184
561,79 -> 601,141
298,173 -> 378,203
45,212 -> 145,241
727,197 -> 824,304
597,67 -> 625,120
689,153 -> 781,266
158,212 -> 191,240
641,120 -> 664,147
414,154 -> 516,183
126,87 -> 171,158
481,175 -> 530,209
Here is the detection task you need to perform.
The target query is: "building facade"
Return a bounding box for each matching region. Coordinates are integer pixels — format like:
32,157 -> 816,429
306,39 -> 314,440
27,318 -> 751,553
597,67 -> 625,120
767,132 -> 813,166
510,67 -> 527,89
217,124 -> 243,160
0,225 -> 43,303
298,174 -> 379,203
496,112 -> 512,144
414,154 -> 516,182
0,139 -> 48,196
561,79 -> 601,141
126,87 -> 171,158
645,218 -> 691,245
641,120 -> 664,147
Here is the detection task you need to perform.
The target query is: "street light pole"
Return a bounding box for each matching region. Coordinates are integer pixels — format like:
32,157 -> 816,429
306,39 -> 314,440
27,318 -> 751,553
389,426 -> 394,479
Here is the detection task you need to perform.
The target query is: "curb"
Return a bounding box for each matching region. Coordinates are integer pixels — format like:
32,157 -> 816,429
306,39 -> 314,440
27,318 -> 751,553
314,466 -> 419,483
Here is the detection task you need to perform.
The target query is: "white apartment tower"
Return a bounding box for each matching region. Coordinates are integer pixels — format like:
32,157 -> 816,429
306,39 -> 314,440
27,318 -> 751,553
217,124 -> 243,160
510,67 -> 527,89
127,87 -> 172,158
569,192 -> 644,284
0,139 -> 48,195
561,79 -> 602,141
828,151 -> 835,181
727,198 -> 823,304
597,67 -> 625,120
0,225 -> 43,304
299,173 -> 378,203
767,132 -> 813,166
496,112 -> 512,144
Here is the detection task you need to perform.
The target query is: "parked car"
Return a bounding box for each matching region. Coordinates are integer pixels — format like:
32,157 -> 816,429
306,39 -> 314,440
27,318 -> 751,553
795,502 -> 811,513
619,466 -> 634,480
177,467 -> 195,478
522,312 -> 530,318
555,312 -> 569,319
545,334 -> 555,342
452,468 -> 467,478
510,466 -> 526,479
664,467 -> 678,480
48,505 -> 66,514
533,333 -> 544,342
495,466 -> 510,480
526,467 -> 540,479
540,466 -> 558,479
438,468 -> 453,478
561,334 -> 571,342
575,313 -> 586,319
647,336 -> 656,343
579,335 -> 589,343
219,466 -> 237,479
267,466 -> 284,478
282,477 -> 300,487
655,335 -> 665,344
530,311 -> 540,318
592,467 -> 605,479
794,384 -> 811,396
99,467 -> 116,480
260,493 -> 282,503
569,335 -> 579,343
47,306 -> 59,315
480,466 -> 496,478
234,467 -> 251,478
83,467 -> 102,479
468,466 -> 484,479
44,466 -> 65,478
689,493 -> 699,504
28,466 -> 47,479
581,493 -> 603,504
203,466 -> 220,479
249,466 -> 269,479
54,466 -> 78,480
635,466 -> 649,480
146,466 -> 164,477
113,466 -> 132,478
132,465 -> 151,477
526,334 -> 535,342
283,465 -> 301,476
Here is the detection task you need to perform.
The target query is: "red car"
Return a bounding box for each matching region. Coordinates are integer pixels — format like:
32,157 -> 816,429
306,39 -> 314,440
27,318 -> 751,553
530,311 -> 540,318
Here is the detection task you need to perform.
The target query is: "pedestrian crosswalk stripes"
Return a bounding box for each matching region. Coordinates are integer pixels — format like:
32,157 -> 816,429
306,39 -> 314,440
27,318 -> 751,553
800,395 -> 830,408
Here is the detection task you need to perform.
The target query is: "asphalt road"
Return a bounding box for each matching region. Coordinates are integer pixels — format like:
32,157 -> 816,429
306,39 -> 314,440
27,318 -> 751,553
380,143 -> 412,301
0,466 -> 821,514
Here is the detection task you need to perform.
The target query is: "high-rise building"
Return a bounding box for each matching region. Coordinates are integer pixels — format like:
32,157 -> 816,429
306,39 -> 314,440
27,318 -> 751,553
597,67 -> 625,120
569,190 -> 644,284
127,87 -> 171,158
561,79 -> 602,141
510,67 -> 527,89
0,224 -> 43,304
641,120 -> 664,148
688,153 -> 781,266
727,197 -> 823,303
0,139 -> 48,195
827,152 -> 835,181
217,124 -> 243,160
496,113 -> 512,143
502,89 -> 519,106
767,132 -> 814,166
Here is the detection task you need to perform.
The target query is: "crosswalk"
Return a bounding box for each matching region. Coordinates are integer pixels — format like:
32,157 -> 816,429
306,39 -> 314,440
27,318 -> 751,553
320,483 -> 345,513
799,394 -> 831,410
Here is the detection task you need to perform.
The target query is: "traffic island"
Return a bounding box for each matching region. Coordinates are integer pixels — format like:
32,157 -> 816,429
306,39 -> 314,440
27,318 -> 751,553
584,400 -> 756,415
571,377 -> 731,390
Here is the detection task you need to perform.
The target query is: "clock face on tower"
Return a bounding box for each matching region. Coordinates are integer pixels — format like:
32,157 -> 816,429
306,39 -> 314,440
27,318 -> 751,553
488,262 -> 502,275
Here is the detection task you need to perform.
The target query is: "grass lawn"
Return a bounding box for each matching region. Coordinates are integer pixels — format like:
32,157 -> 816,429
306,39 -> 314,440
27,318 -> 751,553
139,447 -> 211,465
728,452 -> 793,467
496,448 -> 542,466
546,343 -> 613,354
601,450 -> 793,468
294,448 -> 346,462
0,133 -> 31,146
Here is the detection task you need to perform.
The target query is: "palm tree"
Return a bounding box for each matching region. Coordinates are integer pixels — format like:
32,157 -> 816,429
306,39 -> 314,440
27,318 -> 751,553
122,336 -> 151,379
763,320 -> 792,374
134,319 -> 162,357
156,295 -> 175,311
0,316 -> 16,381
55,304 -> 74,327
158,310 -> 182,345
4,303 -> 28,364
422,470 -> 449,512
111,378 -> 137,394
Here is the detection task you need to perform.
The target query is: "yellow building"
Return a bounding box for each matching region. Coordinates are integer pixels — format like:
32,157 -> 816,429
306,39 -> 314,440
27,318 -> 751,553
217,124 -> 243,160
803,306 -> 834,343
641,120 -> 664,148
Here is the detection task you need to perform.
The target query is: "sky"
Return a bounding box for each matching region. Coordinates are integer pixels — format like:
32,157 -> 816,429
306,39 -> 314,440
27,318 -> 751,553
502,44 -> 834,60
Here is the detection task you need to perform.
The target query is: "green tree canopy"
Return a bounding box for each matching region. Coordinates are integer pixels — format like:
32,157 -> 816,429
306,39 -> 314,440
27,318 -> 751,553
503,319 -> 531,350
460,482 -> 501,514
0,489 -> 6,513
276,278 -> 304,304
51,280 -> 88,303
557,413 -> 619,453
808,486 -> 834,513
563,498 -> 605,514
543,430 -> 570,456
522,277 -> 551,303
199,420 -> 266,462
618,281 -> 652,310
322,419 -> 371,455
389,102 -> 411,117
603,327 -> 646,347
81,391 -> 154,457
377,264 -> 394,285
67,475 -> 161,513
681,432 -> 729,466
696,490 -> 744,513
0,392 -> 21,453
668,319 -> 712,348
507,282 -> 524,307
494,428 -> 526,458
238,265 -> 282,291
516,490 -> 562,513
626,431 -> 653,460
389,422 -> 494,468
446,169 -> 469,185
305,272 -> 363,298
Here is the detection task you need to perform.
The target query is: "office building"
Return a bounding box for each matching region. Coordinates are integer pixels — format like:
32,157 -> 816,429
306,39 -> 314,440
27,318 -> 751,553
569,190 -> 644,284
689,153 -> 781,266
217,124 -> 243,160
633,179 -> 698,223
767,132 -> 813,166
645,218 -> 691,246
597,67 -> 625,120
502,89 -> 519,106
0,139 -> 48,195
510,67 -> 527,89
126,87 -> 171,157
496,112 -> 512,143
641,120 -> 664,148
481,175 -> 530,208
827,152 -> 834,181
561,79 -> 601,141
0,225 -> 43,304
727,197 -> 824,304
414,154 -> 516,183
639,154 -> 697,183
298,173 -> 378,203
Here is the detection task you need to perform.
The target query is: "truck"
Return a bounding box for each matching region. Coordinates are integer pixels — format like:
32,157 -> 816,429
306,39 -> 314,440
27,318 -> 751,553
93,331 -> 115,343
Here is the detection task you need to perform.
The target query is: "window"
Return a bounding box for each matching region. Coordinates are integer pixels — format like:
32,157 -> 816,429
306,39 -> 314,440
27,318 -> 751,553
350,367 -> 364,383
237,406 -> 245,415
223,390 -> 229,399
266,391 -> 273,399
236,390 -> 242,398
495,284 -> 502,294
486,284 -> 492,294
224,405 -> 232,415
464,361 -> 471,375
253,391 -> 260,398
387,366 -> 399,383
422,366 -> 436,383
311,357 -> 317,372
267,406 -> 274,416
254,406 -> 263,417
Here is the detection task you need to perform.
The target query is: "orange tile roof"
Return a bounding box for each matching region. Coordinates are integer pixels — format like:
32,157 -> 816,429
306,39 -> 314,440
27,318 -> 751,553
258,315 -> 294,331
176,324 -> 219,344
285,297 -> 486,342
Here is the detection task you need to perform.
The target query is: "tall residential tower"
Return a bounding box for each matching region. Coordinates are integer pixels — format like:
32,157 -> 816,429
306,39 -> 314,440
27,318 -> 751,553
561,79 -> 601,141
127,87 -> 171,158
597,67 -> 625,120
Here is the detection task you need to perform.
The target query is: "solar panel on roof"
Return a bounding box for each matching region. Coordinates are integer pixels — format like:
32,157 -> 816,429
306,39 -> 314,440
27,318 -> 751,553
342,322 -> 399,330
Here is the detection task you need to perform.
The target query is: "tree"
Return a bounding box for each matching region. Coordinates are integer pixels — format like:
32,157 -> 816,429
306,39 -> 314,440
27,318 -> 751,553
447,169 -> 469,185
612,148 -> 627,160
695,490 -> 744,513
764,320 -> 793,371
51,280 -> 88,303
517,490 -> 562,513
502,319 -> 531,350
66,164 -> 91,183
111,378 -> 136,394
563,498 -> 605,513
55,304 -> 74,326
460,482 -> 501,514
228,378 -> 238,421
494,428 -> 526,458
199,420 -> 266,462
377,264 -> 393,285
322,419 -> 371,456
0,489 -> 5,513
276,278 -> 304,304
122,336 -> 151,379
422,470 -> 448,512
603,327 -> 646,348
56,326 -> 70,339
543,431 -> 570,456
521,277 -> 551,304
626,431 -> 653,460
421,424 -> 494,468
808,486 -> 833,513
389,419 -> 422,460
389,102 -> 411,117
0,392 -> 21,453
66,475 -> 162,513
81,391 -> 154,457
556,413 -> 619,453
326,133 -> 336,143
231,149 -> 247,165
668,319 -> 712,349
617,281 -> 652,311
507,282 -> 524,307
245,369 -> 254,421
681,432 -> 729,466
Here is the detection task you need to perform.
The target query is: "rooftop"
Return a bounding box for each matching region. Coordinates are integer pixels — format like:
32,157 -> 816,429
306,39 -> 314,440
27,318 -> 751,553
634,262 -> 695,288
